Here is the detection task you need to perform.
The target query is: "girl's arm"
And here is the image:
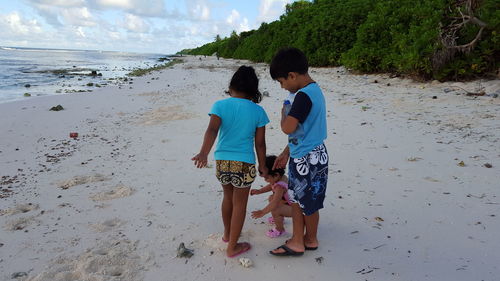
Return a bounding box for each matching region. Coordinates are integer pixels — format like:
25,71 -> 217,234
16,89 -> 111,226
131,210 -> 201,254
254,126 -> 267,177
251,187 -> 286,219
250,183 -> 272,196
191,115 -> 221,168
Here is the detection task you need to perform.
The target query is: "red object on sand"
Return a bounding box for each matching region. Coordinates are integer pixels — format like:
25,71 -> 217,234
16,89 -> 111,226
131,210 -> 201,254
69,132 -> 78,138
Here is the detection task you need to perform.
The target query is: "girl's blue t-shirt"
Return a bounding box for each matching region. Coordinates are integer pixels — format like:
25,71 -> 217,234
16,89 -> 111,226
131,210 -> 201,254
209,97 -> 269,164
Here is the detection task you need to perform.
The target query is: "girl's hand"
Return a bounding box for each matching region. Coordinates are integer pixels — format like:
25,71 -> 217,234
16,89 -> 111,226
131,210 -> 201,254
191,153 -> 208,168
251,210 -> 265,219
250,189 -> 260,196
258,166 -> 269,178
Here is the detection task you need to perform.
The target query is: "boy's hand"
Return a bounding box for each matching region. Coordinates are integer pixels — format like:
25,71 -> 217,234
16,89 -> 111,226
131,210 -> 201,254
251,210 -> 265,219
191,153 -> 208,168
250,189 -> 260,196
272,152 -> 289,170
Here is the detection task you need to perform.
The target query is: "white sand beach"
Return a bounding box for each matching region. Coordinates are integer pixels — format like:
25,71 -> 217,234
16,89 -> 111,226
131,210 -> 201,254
1,56 -> 499,281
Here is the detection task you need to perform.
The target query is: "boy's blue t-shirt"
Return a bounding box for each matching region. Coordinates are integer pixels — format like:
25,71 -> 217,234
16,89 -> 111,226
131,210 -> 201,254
209,97 -> 269,164
288,82 -> 327,158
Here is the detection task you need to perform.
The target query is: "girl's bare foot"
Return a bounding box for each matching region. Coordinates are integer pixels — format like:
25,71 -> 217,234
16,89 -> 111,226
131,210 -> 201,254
227,242 -> 251,257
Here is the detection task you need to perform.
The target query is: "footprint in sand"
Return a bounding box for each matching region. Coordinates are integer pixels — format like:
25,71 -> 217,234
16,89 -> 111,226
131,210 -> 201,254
26,239 -> 145,281
90,218 -> 125,232
4,216 -> 38,231
90,185 -> 134,201
57,174 -> 109,189
139,105 -> 195,125
0,203 -> 39,216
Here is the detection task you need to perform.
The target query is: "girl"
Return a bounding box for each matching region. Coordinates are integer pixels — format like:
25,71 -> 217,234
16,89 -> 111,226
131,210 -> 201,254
250,155 -> 292,238
192,65 -> 269,258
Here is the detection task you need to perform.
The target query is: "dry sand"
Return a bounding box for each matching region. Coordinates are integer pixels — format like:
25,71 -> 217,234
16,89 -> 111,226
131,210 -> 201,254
1,55 -> 499,281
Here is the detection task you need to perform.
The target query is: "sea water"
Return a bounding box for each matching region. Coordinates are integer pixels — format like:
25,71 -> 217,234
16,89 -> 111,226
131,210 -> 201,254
0,46 -> 169,104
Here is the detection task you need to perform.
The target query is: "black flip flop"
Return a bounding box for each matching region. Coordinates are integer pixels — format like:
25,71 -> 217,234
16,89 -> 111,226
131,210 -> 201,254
269,245 -> 304,256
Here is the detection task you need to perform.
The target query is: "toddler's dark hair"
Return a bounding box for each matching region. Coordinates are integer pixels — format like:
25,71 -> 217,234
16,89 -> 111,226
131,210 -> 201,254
265,155 -> 285,177
229,65 -> 262,103
270,47 -> 308,80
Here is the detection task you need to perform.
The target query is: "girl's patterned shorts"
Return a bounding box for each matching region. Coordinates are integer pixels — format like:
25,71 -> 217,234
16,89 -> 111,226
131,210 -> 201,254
288,143 -> 329,216
215,160 -> 256,188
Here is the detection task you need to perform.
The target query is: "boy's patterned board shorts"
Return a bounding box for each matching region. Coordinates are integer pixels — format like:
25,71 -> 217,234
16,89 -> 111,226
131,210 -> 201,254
216,160 -> 256,188
288,143 -> 329,216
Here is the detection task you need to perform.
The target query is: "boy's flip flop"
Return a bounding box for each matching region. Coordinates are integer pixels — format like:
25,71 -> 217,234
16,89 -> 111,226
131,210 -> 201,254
227,242 -> 251,258
269,245 -> 304,256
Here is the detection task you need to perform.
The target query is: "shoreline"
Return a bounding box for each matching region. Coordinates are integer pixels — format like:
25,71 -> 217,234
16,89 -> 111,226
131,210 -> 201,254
1,55 -> 499,281
0,47 -> 170,104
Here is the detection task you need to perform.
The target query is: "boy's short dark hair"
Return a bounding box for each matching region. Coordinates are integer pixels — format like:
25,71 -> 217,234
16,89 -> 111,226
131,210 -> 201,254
270,47 -> 308,80
265,155 -> 285,177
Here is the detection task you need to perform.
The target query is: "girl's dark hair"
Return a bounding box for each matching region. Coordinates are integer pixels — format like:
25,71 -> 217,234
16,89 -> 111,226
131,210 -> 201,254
265,155 -> 285,177
229,65 -> 262,103
270,47 -> 308,80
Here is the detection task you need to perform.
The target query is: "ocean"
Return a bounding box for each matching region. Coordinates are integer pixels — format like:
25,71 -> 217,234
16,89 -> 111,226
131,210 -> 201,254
0,46 -> 169,104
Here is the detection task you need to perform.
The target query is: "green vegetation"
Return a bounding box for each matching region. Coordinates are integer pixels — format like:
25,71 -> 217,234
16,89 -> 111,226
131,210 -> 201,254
180,0 -> 499,80
127,59 -> 184,77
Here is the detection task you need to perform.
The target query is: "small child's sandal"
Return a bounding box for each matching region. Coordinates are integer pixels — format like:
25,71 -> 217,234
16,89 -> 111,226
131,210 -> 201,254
266,228 -> 286,238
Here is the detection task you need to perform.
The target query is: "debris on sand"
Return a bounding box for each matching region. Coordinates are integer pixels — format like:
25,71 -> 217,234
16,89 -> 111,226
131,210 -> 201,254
49,105 -> 64,111
315,256 -> 324,264
177,242 -> 194,258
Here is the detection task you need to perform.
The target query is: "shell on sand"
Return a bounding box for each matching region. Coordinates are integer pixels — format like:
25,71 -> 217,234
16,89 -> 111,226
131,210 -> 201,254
239,257 -> 253,268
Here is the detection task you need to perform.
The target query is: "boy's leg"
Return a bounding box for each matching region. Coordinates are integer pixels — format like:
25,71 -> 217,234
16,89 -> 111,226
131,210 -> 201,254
304,211 -> 319,248
271,203 -> 305,254
226,186 -> 251,256
221,184 -> 234,241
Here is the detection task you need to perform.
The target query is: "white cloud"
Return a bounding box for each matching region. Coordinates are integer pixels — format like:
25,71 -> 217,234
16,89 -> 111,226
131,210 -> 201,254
186,0 -> 211,21
121,13 -> 150,33
27,0 -> 86,8
0,12 -> 43,35
257,0 -> 292,23
1,0 -> 291,54
94,0 -> 166,17
108,30 -> 122,40
225,9 -> 250,33
33,4 -> 63,27
61,7 -> 96,27
226,9 -> 239,25
95,0 -> 133,9
76,26 -> 86,37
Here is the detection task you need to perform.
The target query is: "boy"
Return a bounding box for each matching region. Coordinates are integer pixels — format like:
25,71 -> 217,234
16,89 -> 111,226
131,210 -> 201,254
269,47 -> 328,256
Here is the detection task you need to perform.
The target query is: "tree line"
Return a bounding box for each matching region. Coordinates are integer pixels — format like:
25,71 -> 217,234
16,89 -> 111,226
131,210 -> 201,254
180,0 -> 499,81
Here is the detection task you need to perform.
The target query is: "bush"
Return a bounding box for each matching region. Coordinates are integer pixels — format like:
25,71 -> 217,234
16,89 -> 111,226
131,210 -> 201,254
180,0 -> 499,80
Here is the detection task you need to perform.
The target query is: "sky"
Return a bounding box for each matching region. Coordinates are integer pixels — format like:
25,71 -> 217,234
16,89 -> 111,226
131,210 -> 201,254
0,0 -> 297,55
